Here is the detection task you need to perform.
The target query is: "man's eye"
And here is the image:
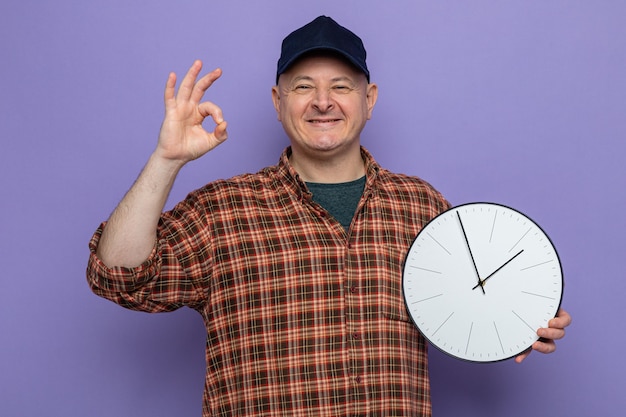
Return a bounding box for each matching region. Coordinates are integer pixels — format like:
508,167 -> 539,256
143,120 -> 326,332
294,85 -> 313,91
332,85 -> 352,92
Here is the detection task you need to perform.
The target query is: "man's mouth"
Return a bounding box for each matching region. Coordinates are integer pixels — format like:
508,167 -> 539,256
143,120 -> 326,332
308,118 -> 341,123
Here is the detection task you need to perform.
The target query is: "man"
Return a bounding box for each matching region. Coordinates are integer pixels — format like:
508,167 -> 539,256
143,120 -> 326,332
87,16 -> 570,416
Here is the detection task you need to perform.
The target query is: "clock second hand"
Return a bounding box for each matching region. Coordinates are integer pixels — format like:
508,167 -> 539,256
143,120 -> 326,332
472,249 -> 524,290
456,211 -> 485,294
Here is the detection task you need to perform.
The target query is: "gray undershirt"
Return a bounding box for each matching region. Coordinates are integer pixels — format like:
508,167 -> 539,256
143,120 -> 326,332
306,176 -> 366,231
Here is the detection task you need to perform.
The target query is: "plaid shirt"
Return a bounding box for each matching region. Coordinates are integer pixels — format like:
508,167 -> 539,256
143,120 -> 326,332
87,147 -> 449,417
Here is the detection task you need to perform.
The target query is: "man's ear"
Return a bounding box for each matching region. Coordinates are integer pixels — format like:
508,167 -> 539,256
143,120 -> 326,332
366,83 -> 378,120
271,85 -> 281,121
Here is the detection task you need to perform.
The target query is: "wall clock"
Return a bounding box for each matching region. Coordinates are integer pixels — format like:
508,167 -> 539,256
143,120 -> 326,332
402,202 -> 563,362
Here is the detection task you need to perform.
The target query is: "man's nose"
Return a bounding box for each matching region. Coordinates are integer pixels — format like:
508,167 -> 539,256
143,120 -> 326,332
312,89 -> 334,112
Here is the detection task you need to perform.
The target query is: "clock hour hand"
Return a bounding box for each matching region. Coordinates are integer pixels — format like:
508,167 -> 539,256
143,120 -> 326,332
472,249 -> 524,290
457,211 -> 485,294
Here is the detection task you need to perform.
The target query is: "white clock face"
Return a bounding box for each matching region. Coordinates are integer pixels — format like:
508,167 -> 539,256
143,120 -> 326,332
403,202 -> 563,362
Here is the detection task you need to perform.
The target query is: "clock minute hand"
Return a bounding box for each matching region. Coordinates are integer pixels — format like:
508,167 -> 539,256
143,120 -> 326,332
457,212 -> 485,294
472,249 -> 524,290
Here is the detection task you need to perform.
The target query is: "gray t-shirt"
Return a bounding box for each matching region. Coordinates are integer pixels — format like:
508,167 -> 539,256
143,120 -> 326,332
306,176 -> 366,231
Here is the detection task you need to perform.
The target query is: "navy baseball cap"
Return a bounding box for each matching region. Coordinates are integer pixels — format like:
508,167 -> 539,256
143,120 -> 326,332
276,16 -> 370,83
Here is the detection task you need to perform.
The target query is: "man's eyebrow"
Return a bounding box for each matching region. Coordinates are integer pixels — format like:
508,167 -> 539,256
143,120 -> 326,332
290,75 -> 357,83
290,75 -> 314,83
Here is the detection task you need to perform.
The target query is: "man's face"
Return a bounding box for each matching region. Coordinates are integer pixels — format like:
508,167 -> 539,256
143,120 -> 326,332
272,54 -> 378,159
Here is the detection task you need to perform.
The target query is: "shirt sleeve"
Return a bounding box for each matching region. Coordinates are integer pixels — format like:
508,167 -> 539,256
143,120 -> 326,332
86,193 -> 213,313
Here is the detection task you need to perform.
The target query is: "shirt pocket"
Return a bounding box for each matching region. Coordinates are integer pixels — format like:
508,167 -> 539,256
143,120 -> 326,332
371,245 -> 413,324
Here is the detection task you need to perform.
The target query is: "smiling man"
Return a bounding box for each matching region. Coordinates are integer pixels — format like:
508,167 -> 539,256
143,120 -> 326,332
272,52 -> 377,183
87,16 -> 571,417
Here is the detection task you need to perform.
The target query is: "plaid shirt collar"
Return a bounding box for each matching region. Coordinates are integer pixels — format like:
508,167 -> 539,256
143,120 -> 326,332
275,145 -> 382,202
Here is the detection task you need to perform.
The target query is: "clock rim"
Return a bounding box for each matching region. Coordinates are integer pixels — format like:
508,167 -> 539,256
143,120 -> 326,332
402,201 -> 564,363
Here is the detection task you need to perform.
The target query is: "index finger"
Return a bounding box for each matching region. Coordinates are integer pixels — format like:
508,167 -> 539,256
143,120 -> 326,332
189,68 -> 223,104
176,60 -> 204,102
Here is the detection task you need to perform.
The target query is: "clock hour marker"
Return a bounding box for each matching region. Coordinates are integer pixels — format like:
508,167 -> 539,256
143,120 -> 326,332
489,210 -> 498,243
426,232 -> 452,255
465,322 -> 473,355
512,310 -> 536,333
493,321 -> 505,354
509,227 -> 531,253
521,259 -> 554,271
432,312 -> 454,336
410,293 -> 444,304
521,291 -> 557,300
408,265 -> 442,274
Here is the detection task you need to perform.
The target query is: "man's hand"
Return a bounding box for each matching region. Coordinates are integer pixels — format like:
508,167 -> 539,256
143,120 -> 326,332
156,60 -> 228,164
515,308 -> 572,363
96,60 -> 228,268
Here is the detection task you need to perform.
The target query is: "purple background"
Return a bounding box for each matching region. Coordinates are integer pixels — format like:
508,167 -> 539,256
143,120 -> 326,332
1,1 -> 624,416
